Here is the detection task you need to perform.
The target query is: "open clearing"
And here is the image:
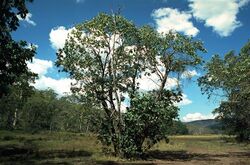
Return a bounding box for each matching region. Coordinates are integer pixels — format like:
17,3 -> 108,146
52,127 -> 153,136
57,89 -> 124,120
0,131 -> 249,165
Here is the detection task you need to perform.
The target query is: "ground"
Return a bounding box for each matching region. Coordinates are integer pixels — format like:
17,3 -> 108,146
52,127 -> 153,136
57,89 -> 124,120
0,131 -> 249,165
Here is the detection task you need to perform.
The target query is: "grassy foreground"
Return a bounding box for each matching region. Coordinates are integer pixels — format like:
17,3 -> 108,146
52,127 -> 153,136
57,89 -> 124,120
0,131 -> 249,165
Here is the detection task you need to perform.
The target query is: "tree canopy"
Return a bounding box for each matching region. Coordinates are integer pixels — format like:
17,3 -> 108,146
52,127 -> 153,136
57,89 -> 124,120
0,0 -> 36,98
56,13 -> 205,157
198,40 -> 250,141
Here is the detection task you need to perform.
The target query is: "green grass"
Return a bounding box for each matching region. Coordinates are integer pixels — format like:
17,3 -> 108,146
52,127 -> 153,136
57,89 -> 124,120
0,130 -> 103,164
0,131 -> 249,165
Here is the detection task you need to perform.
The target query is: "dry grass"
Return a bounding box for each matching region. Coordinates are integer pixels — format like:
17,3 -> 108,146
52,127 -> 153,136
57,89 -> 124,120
0,131 -> 249,165
153,135 -> 245,153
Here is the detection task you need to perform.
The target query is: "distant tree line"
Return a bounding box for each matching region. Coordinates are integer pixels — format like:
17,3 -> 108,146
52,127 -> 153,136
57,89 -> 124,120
0,88 -> 104,133
0,87 -> 190,136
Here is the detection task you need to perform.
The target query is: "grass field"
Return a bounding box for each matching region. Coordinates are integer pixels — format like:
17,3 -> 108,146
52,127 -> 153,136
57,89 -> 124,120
0,131 -> 249,165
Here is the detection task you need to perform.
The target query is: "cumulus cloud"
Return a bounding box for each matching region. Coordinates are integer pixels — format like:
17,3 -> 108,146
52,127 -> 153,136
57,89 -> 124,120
33,76 -> 74,96
189,0 -> 250,37
137,72 -> 179,91
174,94 -> 192,107
27,58 -> 53,76
182,112 -> 215,122
152,7 -> 199,36
17,13 -> 36,26
181,70 -> 200,79
27,58 -> 74,96
49,26 -> 74,50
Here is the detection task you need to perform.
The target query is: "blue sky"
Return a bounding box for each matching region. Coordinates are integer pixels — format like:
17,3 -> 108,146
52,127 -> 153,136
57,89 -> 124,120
13,0 -> 250,121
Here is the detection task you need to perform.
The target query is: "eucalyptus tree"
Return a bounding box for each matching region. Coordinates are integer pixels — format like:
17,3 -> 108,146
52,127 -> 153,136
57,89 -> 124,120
0,72 -> 36,130
199,41 -> 250,141
56,13 -> 205,157
21,89 -> 60,132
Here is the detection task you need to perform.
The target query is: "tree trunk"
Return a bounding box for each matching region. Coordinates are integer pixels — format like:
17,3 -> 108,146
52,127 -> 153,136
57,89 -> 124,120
12,108 -> 18,128
158,69 -> 170,100
101,99 -> 120,155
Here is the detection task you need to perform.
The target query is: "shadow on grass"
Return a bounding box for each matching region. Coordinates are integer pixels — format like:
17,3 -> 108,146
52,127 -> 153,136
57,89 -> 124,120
1,145 -> 250,165
147,150 -> 220,162
0,144 -> 92,165
0,145 -> 34,157
35,150 -> 92,159
96,161 -> 155,165
228,151 -> 250,158
95,150 -> 225,165
145,150 -> 250,162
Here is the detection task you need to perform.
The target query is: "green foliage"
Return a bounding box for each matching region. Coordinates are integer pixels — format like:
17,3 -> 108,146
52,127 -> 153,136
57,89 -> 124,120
0,0 -> 33,33
215,93 -> 250,141
199,40 -> 250,141
186,119 -> 223,135
21,89 -> 104,133
0,88 -> 104,133
121,92 -> 179,158
56,13 -> 205,158
0,0 -> 36,97
0,73 -> 36,130
56,96 -> 104,133
168,120 -> 189,135
22,89 -> 59,131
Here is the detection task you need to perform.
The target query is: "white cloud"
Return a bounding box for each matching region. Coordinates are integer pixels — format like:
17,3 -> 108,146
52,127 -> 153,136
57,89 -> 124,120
181,70 -> 200,79
137,73 -> 160,91
17,13 -> 36,26
49,26 -> 74,50
27,58 -> 74,96
33,76 -> 74,97
152,7 -> 199,36
182,112 -> 215,122
174,94 -> 192,107
27,58 -> 53,76
189,0 -> 250,37
137,72 -> 179,91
